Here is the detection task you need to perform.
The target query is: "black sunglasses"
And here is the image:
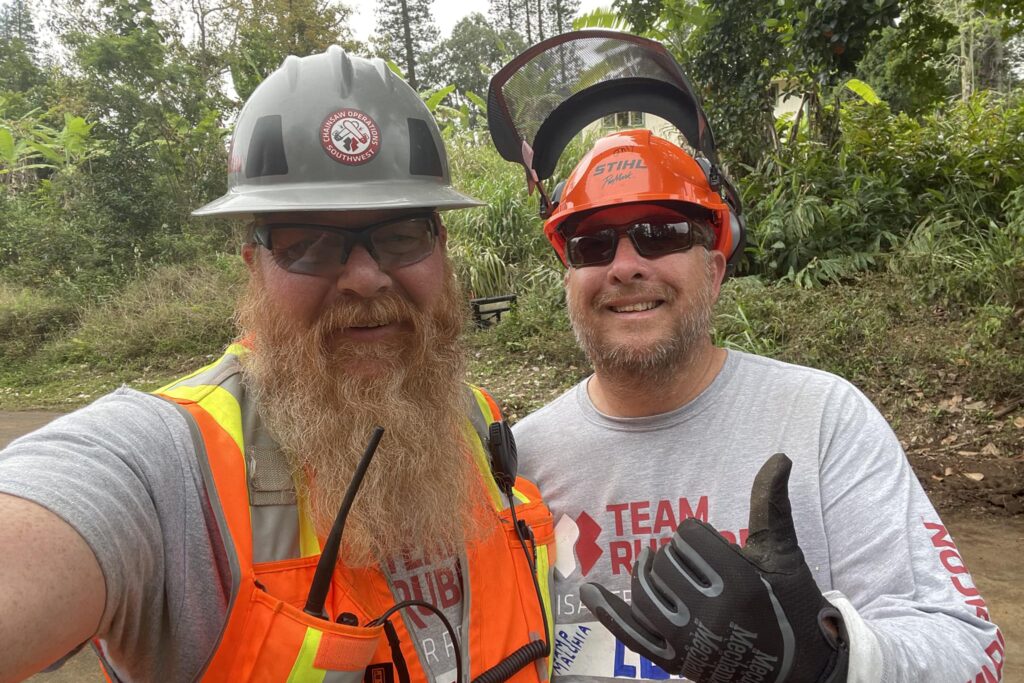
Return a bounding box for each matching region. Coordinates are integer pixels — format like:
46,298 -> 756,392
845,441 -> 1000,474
252,214 -> 440,276
564,218 -> 716,268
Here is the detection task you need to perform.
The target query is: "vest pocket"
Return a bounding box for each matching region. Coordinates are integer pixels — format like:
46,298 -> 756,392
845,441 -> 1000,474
227,583 -> 384,681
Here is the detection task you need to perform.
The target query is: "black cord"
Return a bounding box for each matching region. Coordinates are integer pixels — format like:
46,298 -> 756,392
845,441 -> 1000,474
507,491 -> 551,649
368,599 -> 463,683
470,489 -> 551,683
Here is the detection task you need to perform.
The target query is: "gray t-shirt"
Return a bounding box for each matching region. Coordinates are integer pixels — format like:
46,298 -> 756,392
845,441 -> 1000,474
512,350 -> 1003,682
0,387 -> 463,682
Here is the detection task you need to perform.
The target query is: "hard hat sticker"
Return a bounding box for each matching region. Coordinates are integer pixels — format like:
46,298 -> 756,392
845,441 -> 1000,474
321,109 -> 381,165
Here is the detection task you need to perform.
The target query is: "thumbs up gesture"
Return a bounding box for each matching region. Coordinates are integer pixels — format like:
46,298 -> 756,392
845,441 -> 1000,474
580,453 -> 850,683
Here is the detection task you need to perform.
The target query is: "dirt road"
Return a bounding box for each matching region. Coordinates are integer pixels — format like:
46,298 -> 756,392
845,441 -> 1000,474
2,411 -> 1021,681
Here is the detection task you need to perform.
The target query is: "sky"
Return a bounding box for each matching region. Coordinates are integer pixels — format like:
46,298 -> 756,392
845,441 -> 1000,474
349,0 -> 610,42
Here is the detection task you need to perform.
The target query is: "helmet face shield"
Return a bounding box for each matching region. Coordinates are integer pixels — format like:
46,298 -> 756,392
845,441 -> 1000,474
487,30 -> 747,275
487,30 -> 717,183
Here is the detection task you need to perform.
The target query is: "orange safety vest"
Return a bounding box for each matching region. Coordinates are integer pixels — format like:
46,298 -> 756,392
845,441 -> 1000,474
100,344 -> 554,682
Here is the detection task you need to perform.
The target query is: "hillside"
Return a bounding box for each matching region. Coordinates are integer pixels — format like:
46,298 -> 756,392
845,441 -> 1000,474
3,269 -> 1020,518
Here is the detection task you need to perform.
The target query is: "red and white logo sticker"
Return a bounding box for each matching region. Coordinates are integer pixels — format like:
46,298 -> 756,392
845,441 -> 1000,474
320,109 -> 380,165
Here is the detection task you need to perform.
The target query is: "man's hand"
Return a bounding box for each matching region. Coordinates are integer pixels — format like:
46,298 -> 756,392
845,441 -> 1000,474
580,453 -> 849,683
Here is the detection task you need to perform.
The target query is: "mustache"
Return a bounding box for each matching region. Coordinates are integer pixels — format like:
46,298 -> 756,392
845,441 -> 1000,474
592,282 -> 677,309
313,292 -> 420,331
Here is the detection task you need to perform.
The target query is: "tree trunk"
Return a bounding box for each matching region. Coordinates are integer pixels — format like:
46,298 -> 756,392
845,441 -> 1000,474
789,93 -> 807,149
400,0 -> 417,89
536,0 -> 544,40
524,0 -> 532,43
958,0 -> 973,100
993,31 -> 1004,92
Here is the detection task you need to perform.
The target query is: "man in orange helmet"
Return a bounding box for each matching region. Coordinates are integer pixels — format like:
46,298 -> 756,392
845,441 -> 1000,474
511,129 -> 1003,682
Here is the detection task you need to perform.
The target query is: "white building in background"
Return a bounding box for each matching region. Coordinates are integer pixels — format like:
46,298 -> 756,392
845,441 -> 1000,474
589,88 -> 803,149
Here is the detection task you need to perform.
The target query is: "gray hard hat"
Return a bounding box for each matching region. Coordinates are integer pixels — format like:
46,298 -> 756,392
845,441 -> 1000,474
194,45 -> 482,216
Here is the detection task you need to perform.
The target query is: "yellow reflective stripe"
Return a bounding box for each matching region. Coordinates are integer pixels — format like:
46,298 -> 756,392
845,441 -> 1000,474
469,385 -> 496,422
155,343 -> 248,393
155,359 -> 220,394
224,341 -> 249,357
511,488 -> 531,504
464,419 -> 502,509
285,627 -> 328,683
536,544 -> 555,678
160,384 -> 244,454
298,492 -> 321,558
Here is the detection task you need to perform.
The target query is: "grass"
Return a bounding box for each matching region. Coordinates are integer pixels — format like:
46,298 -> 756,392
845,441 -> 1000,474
1,261 -> 1020,421
0,257 -> 244,408
466,271 -> 1024,424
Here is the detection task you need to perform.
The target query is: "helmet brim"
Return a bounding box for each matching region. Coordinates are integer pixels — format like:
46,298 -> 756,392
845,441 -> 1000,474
193,180 -> 484,216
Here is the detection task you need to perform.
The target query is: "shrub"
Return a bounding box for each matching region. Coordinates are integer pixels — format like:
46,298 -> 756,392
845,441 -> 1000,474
741,92 -> 1024,289
46,255 -> 244,372
0,283 -> 79,361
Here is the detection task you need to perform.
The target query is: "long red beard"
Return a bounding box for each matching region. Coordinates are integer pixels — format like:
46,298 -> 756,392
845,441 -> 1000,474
236,258 -> 492,567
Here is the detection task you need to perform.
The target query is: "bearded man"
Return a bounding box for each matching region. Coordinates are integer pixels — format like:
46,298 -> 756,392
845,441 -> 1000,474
511,130 -> 1002,682
0,48 -> 554,683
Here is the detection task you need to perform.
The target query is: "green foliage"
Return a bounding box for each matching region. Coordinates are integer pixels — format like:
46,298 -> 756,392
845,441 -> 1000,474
0,0 -> 233,298
713,271 -> 1023,400
443,130 -> 598,298
742,92 -> 1024,288
487,0 -> 581,43
0,101 -> 102,178
574,6 -> 633,29
855,4 -> 957,115
894,189 -> 1024,307
0,283 -> 79,362
444,131 -> 560,297
611,0 -> 665,33
47,257 -> 243,371
227,0 -> 361,101
844,78 -> 881,105
0,0 -> 44,98
742,139 -> 906,286
773,0 -> 899,78
421,13 -> 524,127
712,278 -> 781,356
665,0 -> 781,166
374,0 -> 437,89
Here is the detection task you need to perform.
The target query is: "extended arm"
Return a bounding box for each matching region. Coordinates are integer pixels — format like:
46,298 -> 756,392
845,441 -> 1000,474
0,493 -> 105,682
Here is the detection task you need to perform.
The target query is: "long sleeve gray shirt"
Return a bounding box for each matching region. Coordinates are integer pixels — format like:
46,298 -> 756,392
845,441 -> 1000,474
512,350 -> 1003,682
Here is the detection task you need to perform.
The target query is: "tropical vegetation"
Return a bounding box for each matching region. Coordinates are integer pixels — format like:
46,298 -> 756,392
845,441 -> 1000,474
0,0 -> 1021,416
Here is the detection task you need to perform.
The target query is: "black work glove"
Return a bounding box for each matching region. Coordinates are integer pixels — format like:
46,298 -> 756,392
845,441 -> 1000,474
580,453 -> 849,683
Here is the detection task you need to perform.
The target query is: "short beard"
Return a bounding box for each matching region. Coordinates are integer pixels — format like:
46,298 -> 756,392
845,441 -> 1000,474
236,257 -> 491,567
567,254 -> 717,386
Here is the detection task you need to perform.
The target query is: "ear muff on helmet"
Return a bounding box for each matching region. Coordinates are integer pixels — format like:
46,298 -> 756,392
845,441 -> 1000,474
549,180 -> 566,213
694,155 -> 746,275
726,210 -> 746,276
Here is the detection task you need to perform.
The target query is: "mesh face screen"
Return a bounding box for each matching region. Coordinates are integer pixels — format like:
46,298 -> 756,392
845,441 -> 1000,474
496,36 -> 688,149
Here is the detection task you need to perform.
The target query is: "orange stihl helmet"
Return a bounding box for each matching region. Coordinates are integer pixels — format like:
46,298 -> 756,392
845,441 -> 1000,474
488,30 -> 747,275
543,130 -> 736,267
